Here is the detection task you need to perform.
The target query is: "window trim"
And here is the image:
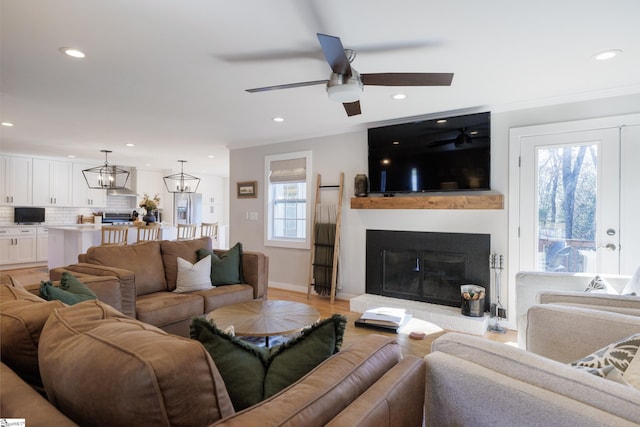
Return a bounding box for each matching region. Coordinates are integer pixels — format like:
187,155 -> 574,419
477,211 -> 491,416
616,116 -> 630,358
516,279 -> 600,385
264,151 -> 312,249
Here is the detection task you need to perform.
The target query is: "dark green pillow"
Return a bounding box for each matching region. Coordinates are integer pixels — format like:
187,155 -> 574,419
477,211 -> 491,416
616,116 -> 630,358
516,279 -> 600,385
190,313 -> 346,411
39,272 -> 97,305
196,242 -> 243,286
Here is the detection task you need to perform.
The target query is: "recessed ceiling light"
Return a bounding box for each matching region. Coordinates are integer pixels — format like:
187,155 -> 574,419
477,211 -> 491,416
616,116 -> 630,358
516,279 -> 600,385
145,163 -> 152,167
436,119 -> 447,124
125,143 -> 135,147
67,155 -> 76,158
1,122 -> 14,127
469,130 -> 479,135
273,117 -> 284,122
392,141 -> 400,145
593,49 -> 622,61
392,93 -> 406,100
59,47 -> 86,58
208,155 -> 215,159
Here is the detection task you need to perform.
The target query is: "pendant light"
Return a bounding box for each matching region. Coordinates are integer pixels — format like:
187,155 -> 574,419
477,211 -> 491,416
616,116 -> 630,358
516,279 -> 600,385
82,150 -> 130,189
163,160 -> 200,193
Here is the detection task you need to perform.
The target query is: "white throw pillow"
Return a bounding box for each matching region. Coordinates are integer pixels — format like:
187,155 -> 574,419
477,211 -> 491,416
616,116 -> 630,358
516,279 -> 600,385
622,266 -> 640,296
174,255 -> 213,293
584,275 -> 617,294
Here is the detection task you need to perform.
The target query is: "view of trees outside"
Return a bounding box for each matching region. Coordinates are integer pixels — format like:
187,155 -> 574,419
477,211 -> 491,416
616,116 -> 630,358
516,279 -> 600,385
537,143 -> 597,272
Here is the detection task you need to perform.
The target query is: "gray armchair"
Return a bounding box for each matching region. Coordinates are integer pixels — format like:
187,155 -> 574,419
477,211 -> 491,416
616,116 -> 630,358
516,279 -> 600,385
424,304 -> 640,426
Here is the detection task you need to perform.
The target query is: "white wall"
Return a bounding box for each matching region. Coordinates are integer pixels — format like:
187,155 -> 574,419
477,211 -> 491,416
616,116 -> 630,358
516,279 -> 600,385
229,92 -> 640,329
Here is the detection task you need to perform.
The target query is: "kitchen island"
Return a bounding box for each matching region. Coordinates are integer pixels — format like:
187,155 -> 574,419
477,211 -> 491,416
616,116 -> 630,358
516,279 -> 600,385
47,223 -> 177,269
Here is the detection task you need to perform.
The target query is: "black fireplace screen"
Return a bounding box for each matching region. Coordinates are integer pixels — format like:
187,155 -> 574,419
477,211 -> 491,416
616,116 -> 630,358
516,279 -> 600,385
367,230 -> 490,311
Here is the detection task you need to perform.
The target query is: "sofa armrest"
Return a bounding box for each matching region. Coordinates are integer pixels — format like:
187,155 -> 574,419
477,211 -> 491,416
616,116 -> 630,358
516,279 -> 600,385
214,250 -> 268,300
426,333 -> 640,426
50,264 -> 136,317
526,304 -> 640,363
325,356 -> 425,427
537,290 -> 640,314
211,335 -> 400,427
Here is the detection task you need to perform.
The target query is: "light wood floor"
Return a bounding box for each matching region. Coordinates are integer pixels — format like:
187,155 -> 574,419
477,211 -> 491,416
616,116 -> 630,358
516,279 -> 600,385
4,267 -> 517,358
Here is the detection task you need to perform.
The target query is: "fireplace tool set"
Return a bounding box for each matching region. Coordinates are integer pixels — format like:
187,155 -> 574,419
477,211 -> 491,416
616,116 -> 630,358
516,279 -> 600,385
488,254 -> 506,333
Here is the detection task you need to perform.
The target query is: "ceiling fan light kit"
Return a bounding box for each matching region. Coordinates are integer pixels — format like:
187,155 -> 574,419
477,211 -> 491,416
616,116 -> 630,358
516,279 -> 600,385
327,72 -> 364,103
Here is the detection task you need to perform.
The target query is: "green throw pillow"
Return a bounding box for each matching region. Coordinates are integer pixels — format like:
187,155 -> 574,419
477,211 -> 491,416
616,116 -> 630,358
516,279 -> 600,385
196,242 -> 243,286
39,272 -> 97,305
190,313 -> 347,411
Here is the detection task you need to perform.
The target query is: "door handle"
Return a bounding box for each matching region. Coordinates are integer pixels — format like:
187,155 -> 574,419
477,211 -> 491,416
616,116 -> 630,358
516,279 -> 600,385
599,243 -> 617,251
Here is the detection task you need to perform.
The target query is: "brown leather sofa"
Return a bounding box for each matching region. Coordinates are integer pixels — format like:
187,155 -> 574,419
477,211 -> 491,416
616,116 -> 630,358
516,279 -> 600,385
49,237 -> 269,336
0,282 -> 426,427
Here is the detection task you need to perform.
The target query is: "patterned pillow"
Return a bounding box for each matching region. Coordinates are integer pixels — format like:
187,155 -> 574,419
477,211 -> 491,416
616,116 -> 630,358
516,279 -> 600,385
571,333 -> 640,389
584,275 -> 617,294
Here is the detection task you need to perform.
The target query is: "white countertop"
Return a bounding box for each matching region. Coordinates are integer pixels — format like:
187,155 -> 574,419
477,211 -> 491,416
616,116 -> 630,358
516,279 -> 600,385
47,223 -> 175,231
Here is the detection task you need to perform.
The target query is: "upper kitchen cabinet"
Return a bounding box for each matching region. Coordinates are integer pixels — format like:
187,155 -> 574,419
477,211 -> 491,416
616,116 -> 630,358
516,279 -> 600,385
136,170 -> 165,208
33,158 -> 73,206
0,155 -> 32,206
72,163 -> 107,208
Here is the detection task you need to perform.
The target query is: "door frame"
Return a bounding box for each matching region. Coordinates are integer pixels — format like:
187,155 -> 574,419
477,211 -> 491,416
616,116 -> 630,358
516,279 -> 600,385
508,113 -> 640,323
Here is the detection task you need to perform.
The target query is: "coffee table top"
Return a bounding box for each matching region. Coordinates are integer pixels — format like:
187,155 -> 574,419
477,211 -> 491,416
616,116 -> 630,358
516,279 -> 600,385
206,300 -> 321,337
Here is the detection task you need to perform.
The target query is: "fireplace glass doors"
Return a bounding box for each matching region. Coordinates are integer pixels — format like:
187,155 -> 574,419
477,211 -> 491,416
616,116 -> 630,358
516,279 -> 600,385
367,230 -> 490,311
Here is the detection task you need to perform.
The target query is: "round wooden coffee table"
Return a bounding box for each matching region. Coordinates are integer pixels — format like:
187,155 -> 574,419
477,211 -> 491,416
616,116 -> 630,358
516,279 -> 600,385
207,300 -> 321,346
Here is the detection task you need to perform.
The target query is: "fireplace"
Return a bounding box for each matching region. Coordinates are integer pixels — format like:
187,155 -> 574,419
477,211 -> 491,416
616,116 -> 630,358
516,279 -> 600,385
366,230 -> 491,312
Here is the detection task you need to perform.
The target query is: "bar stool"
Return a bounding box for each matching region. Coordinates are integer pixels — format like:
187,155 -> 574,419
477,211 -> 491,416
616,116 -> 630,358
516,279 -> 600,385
176,224 -> 197,240
135,224 -> 160,243
200,222 -> 218,241
101,226 -> 129,246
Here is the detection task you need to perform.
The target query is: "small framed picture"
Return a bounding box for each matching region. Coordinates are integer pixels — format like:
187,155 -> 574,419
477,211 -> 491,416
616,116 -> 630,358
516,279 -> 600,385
237,181 -> 257,198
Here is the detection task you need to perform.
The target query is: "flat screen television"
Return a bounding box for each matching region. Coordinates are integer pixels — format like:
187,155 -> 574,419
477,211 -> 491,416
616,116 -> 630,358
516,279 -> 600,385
368,111 -> 490,194
14,207 -> 45,224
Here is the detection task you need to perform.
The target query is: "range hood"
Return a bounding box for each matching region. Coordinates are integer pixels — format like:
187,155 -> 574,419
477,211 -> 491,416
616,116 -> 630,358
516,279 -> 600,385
106,187 -> 138,197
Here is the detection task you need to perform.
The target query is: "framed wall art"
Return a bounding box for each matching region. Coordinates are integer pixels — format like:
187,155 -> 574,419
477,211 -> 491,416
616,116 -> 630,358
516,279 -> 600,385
237,181 -> 257,198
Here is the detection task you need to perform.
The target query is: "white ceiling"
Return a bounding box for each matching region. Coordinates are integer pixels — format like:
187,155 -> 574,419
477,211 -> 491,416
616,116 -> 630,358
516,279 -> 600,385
2,0 -> 640,177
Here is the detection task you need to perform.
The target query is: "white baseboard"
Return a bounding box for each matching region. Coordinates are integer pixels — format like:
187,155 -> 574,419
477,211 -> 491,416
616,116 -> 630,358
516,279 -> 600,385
267,281 -> 357,302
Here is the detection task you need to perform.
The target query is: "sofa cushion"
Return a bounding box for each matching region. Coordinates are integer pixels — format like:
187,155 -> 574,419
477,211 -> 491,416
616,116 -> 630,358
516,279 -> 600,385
174,255 -> 213,293
84,240 -> 167,295
38,300 -> 235,426
197,242 -> 244,286
136,291 -> 204,327
39,272 -> 97,305
195,284 -> 254,313
161,237 -> 212,290
191,314 -> 347,411
0,285 -> 65,388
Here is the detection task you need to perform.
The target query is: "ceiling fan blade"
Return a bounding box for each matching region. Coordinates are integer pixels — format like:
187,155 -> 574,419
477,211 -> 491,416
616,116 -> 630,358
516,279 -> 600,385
343,101 -> 361,117
246,80 -> 328,93
361,73 -> 454,86
317,33 -> 352,75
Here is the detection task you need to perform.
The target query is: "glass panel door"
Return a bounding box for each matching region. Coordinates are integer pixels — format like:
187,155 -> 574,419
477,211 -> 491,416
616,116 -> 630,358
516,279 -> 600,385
520,128 -> 620,274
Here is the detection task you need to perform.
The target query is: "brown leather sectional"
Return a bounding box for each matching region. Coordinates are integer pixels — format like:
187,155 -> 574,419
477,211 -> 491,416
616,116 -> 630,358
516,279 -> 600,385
49,237 -> 269,336
0,282 -> 427,426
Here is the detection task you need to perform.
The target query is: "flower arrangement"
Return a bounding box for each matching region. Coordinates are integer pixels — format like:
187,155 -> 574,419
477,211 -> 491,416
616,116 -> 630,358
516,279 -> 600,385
139,193 -> 160,212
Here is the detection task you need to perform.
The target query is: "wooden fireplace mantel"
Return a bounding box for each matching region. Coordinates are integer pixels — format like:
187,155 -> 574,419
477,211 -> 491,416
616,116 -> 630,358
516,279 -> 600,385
350,192 -> 504,210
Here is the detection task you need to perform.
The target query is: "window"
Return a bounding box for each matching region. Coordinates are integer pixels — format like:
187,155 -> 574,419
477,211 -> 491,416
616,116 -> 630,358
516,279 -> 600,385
265,151 -> 312,249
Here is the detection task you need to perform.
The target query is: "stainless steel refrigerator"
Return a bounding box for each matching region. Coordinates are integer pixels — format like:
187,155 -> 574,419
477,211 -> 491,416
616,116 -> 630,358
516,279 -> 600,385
173,193 -> 202,225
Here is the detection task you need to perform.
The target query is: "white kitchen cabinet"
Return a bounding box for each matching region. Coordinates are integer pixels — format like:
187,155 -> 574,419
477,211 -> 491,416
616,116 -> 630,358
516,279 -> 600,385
37,226 -> 48,262
136,170 -> 165,208
0,155 -> 32,206
72,163 -> 107,208
0,227 -> 37,265
33,158 -> 73,206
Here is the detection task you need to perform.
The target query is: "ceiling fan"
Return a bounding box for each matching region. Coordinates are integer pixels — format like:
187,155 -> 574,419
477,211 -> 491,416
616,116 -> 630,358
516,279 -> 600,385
246,33 -> 454,117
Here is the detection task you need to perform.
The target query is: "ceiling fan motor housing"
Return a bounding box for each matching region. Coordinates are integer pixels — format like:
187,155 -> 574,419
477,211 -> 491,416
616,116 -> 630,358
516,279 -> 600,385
327,70 -> 364,103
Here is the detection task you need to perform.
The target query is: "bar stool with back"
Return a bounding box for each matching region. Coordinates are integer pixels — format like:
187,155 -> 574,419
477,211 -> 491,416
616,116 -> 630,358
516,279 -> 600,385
135,224 -> 160,243
200,222 -> 218,241
101,226 -> 129,246
176,224 -> 197,240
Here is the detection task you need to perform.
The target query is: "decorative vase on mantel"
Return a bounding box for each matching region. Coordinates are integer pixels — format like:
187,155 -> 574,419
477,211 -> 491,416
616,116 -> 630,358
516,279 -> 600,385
142,210 -> 156,225
354,174 -> 368,197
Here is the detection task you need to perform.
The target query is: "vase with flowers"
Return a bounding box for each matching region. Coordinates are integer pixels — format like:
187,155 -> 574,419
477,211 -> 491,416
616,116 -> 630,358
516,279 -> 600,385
139,193 -> 160,224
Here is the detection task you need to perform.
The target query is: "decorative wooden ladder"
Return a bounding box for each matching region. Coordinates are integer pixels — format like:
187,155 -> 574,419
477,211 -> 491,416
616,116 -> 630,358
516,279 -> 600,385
307,172 -> 344,303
